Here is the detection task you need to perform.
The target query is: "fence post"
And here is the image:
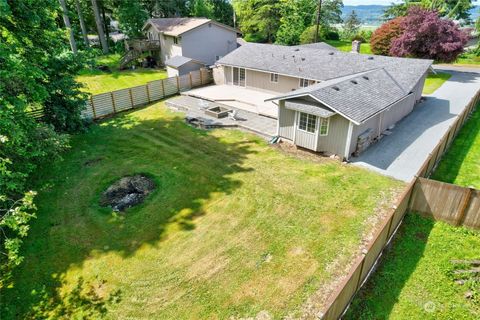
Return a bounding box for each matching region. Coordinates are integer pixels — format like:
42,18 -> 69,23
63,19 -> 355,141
146,84 -> 151,103
176,76 -> 180,93
90,96 -> 97,119
455,188 -> 472,226
355,257 -> 366,290
110,92 -> 117,113
189,72 -> 193,88
129,88 -> 134,108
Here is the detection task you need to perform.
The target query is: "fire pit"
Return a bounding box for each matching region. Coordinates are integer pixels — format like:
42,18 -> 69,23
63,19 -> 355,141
205,106 -> 231,118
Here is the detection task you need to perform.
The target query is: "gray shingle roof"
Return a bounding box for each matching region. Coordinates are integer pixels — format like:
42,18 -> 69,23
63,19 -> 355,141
165,56 -> 205,68
293,42 -> 338,51
285,99 -> 336,118
216,43 -> 432,93
269,68 -> 409,124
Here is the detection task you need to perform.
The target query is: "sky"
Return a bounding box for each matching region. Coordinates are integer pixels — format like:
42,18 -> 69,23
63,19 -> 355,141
343,0 -> 480,5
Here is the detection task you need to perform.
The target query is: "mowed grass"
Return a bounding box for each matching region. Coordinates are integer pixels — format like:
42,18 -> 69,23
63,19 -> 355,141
77,54 -> 167,95
345,213 -> 480,320
325,40 -> 372,54
431,104 -> 480,189
423,73 -> 451,94
1,101 -> 402,319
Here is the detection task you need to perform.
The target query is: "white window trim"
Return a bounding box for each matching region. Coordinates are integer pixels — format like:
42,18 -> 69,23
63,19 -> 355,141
297,112 -> 317,134
232,67 -> 246,87
319,117 -> 330,136
270,73 -> 279,83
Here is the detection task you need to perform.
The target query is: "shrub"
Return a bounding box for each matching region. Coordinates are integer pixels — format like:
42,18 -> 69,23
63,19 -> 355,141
299,25 -> 340,44
370,17 -> 405,56
390,7 -> 469,62
351,34 -> 366,42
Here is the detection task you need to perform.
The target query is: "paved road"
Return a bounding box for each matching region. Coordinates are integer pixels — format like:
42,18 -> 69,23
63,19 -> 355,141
352,66 -> 480,182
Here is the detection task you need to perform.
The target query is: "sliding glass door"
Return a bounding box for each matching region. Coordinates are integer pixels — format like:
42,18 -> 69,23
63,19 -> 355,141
232,67 -> 246,87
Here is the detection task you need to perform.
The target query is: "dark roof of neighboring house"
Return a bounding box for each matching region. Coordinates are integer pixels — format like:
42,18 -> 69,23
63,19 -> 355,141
143,18 -> 239,37
165,56 -> 205,68
216,42 -> 432,93
267,68 -> 409,124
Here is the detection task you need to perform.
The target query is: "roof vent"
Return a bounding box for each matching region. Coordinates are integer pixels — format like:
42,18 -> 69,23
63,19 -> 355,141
332,86 -> 340,91
362,76 -> 369,80
294,48 -> 300,52
351,80 -> 358,84
328,52 -> 334,55
367,56 -> 374,60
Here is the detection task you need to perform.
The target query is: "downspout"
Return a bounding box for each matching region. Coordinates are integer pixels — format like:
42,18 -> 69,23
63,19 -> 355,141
344,121 -> 354,161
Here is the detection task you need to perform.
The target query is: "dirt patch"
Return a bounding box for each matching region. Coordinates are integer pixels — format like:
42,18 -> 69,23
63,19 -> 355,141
84,157 -> 104,167
100,175 -> 155,211
272,141 -> 340,164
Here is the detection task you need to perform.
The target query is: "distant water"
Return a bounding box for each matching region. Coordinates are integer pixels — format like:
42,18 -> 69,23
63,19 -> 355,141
342,5 -> 479,26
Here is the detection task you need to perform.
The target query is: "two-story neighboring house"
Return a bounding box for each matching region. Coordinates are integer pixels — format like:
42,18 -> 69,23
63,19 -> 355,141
142,18 -> 239,76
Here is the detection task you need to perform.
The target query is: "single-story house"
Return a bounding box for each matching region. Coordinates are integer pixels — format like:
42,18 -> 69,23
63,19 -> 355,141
213,42 -> 433,160
142,17 -> 239,74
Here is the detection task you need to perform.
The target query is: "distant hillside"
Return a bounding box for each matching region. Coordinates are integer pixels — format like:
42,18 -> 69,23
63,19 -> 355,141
342,5 -> 480,26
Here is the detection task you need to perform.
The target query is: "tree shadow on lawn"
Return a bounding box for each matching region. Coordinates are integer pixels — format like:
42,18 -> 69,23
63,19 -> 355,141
1,107 -> 256,319
344,213 -> 434,319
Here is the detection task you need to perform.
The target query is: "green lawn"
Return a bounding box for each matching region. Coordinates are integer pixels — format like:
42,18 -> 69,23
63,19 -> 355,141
77,54 -> 168,95
325,40 -> 372,54
0,101 -> 402,319
423,73 -> 451,95
346,213 -> 480,320
431,104 -> 480,189
454,52 -> 480,66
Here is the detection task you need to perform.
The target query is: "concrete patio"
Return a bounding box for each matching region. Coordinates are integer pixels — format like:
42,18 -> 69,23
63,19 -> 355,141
166,95 -> 277,138
181,84 -> 279,118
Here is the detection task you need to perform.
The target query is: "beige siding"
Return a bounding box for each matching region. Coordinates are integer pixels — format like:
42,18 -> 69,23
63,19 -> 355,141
295,128 -> 317,150
412,72 -> 427,102
349,114 -> 381,155
224,66 -> 233,85
246,69 -> 301,93
317,114 -> 350,156
213,66 -> 225,85
379,93 -> 415,132
162,35 -> 182,62
278,101 -> 295,140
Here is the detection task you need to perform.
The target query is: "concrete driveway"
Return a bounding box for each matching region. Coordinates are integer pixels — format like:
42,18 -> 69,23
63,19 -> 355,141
352,67 -> 480,182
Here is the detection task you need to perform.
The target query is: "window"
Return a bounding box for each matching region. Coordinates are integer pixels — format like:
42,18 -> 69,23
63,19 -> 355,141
233,67 -> 246,86
270,73 -> 279,83
298,112 -> 317,133
299,78 -> 310,88
173,37 -> 178,44
319,117 -> 329,135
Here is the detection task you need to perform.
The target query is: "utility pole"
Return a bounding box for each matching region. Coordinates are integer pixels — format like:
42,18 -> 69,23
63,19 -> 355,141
314,0 -> 323,43
58,0 -> 78,54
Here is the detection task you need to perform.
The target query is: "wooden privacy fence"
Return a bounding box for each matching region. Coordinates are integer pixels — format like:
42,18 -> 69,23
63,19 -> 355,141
321,89 -> 480,320
410,178 -> 480,229
81,68 -> 212,120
